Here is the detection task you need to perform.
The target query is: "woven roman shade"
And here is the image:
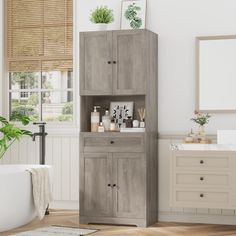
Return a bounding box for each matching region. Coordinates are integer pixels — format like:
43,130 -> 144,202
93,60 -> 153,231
7,0 -> 73,72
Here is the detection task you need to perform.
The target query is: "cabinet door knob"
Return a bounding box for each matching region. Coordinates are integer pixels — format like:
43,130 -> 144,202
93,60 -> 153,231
200,160 -> 204,164
113,184 -> 116,187
200,193 -> 204,198
113,61 -> 117,64
200,177 -> 204,181
110,140 -> 114,144
107,184 -> 111,187
108,61 -> 111,64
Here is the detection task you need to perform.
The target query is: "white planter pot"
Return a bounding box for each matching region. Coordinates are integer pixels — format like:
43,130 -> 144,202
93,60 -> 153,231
95,23 -> 108,31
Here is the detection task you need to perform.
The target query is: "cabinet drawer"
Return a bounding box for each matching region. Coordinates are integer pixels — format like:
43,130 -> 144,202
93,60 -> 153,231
175,173 -> 229,187
175,190 -> 229,205
175,156 -> 229,169
82,135 -> 145,153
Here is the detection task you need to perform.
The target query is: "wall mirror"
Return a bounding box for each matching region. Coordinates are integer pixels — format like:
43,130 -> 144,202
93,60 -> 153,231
196,36 -> 236,112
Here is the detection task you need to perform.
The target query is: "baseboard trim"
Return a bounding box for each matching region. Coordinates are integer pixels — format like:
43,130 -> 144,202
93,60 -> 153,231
158,211 -> 236,225
50,201 -> 79,210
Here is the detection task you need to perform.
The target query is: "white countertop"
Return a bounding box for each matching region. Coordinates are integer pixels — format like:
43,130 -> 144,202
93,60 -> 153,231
171,143 -> 236,151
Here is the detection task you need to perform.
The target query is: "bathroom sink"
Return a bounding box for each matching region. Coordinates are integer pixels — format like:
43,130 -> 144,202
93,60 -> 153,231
217,130 -> 236,145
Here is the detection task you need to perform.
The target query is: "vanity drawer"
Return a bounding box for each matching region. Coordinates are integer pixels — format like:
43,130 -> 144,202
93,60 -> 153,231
175,156 -> 229,169
82,134 -> 145,153
175,173 -> 230,187
174,189 -> 229,206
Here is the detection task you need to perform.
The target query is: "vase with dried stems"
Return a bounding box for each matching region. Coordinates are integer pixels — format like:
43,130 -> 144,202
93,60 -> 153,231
138,108 -> 145,128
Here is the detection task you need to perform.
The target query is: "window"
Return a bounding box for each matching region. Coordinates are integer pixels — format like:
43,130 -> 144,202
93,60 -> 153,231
7,0 -> 73,122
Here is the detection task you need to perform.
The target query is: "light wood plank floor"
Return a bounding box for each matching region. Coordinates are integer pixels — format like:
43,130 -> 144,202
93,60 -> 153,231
3,210 -> 236,236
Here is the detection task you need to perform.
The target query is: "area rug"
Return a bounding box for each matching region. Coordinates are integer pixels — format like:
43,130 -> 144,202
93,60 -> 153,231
13,226 -> 98,236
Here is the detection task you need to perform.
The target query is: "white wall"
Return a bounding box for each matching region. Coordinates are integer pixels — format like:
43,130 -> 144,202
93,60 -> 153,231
76,0 -> 236,134
0,0 -> 3,115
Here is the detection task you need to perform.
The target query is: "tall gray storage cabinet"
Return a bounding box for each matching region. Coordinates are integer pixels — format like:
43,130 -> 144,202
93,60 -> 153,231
79,29 -> 158,227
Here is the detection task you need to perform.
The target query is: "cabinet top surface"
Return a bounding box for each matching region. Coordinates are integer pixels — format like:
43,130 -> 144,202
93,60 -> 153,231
171,143 -> 236,152
80,29 -> 157,35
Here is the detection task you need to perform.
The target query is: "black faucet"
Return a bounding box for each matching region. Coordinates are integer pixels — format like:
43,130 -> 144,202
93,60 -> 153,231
32,122 -> 48,165
32,122 -> 50,215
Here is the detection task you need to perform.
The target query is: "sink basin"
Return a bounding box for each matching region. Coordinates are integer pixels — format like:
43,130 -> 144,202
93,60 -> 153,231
217,130 -> 236,145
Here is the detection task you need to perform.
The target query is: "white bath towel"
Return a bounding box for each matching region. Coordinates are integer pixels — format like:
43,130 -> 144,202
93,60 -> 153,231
29,167 -> 52,220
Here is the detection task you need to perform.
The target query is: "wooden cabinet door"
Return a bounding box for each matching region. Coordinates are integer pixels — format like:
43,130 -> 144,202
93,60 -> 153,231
80,32 -> 113,95
112,153 -> 146,218
112,30 -> 147,95
80,153 -> 113,217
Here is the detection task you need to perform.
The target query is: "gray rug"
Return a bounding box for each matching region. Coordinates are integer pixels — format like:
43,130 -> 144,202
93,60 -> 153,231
13,226 -> 98,236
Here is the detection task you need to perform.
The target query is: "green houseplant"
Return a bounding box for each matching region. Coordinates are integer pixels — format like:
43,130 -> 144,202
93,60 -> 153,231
0,115 -> 32,159
90,6 -> 114,30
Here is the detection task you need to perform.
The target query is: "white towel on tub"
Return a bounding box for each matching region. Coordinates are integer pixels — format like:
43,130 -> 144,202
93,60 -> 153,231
29,167 -> 52,220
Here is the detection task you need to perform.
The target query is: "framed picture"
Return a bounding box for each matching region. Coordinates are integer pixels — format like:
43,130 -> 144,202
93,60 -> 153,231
121,0 -> 146,30
110,101 -> 134,127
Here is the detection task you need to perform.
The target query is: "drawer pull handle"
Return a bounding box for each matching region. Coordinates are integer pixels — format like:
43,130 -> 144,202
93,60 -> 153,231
200,160 -> 204,164
200,177 -> 204,181
200,193 -> 204,198
110,141 -> 114,144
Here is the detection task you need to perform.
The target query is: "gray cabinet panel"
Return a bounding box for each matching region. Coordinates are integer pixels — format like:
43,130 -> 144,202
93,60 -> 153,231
112,153 -> 146,218
81,153 -> 112,217
80,32 -> 113,95
112,30 -> 147,95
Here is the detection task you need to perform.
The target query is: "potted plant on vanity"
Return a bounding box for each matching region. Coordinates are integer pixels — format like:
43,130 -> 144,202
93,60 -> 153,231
0,115 -> 32,159
90,6 -> 114,31
191,111 -> 211,142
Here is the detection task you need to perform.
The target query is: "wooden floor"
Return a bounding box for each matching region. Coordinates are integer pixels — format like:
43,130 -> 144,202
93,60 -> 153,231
3,210 -> 236,236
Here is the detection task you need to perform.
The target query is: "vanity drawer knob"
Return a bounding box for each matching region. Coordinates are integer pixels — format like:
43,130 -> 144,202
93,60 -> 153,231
108,61 -> 111,64
110,140 -> 114,144
113,61 -> 117,64
200,193 -> 204,198
112,184 -> 116,188
107,184 -> 111,187
200,177 -> 204,181
200,160 -> 204,164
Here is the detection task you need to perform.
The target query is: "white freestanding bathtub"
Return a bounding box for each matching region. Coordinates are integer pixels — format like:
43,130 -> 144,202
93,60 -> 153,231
0,165 -> 50,232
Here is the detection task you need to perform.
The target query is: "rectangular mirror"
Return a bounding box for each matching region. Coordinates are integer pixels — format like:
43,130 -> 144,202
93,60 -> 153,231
196,36 -> 236,112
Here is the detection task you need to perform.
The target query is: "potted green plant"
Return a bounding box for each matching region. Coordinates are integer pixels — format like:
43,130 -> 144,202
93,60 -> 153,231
0,115 -> 32,159
90,6 -> 114,31
191,111 -> 211,140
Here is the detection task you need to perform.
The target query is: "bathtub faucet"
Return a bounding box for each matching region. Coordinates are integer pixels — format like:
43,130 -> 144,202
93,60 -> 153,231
32,122 -> 48,165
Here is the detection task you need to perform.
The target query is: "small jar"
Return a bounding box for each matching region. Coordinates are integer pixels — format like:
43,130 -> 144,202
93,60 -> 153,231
132,120 -> 140,128
125,117 -> 133,128
110,119 -> 116,131
98,122 -> 105,132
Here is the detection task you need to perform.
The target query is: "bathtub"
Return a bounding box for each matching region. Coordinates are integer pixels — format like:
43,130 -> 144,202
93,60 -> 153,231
0,165 -> 51,232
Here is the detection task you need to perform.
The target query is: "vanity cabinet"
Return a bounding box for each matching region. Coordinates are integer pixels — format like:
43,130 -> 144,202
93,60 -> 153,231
79,29 -> 158,227
80,30 -> 149,95
170,150 -> 236,209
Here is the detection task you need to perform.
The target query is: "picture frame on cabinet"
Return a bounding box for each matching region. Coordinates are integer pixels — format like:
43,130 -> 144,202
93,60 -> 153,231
110,101 -> 134,127
121,0 -> 147,30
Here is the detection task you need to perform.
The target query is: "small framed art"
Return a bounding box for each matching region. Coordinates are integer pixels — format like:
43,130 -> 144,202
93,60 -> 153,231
110,101 -> 134,127
121,0 -> 146,30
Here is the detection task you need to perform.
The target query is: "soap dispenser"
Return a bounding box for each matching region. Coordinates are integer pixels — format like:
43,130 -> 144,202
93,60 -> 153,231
102,109 -> 111,131
91,106 -> 100,132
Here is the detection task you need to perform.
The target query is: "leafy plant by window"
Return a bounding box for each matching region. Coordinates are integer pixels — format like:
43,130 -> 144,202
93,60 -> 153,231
125,3 -> 142,29
0,115 -> 32,159
90,6 -> 114,24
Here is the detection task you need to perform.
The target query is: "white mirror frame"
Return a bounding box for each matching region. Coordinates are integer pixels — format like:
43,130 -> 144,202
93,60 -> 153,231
196,35 -> 236,113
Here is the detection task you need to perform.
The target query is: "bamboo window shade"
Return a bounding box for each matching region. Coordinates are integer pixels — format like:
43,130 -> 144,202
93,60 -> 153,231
7,0 -> 73,72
